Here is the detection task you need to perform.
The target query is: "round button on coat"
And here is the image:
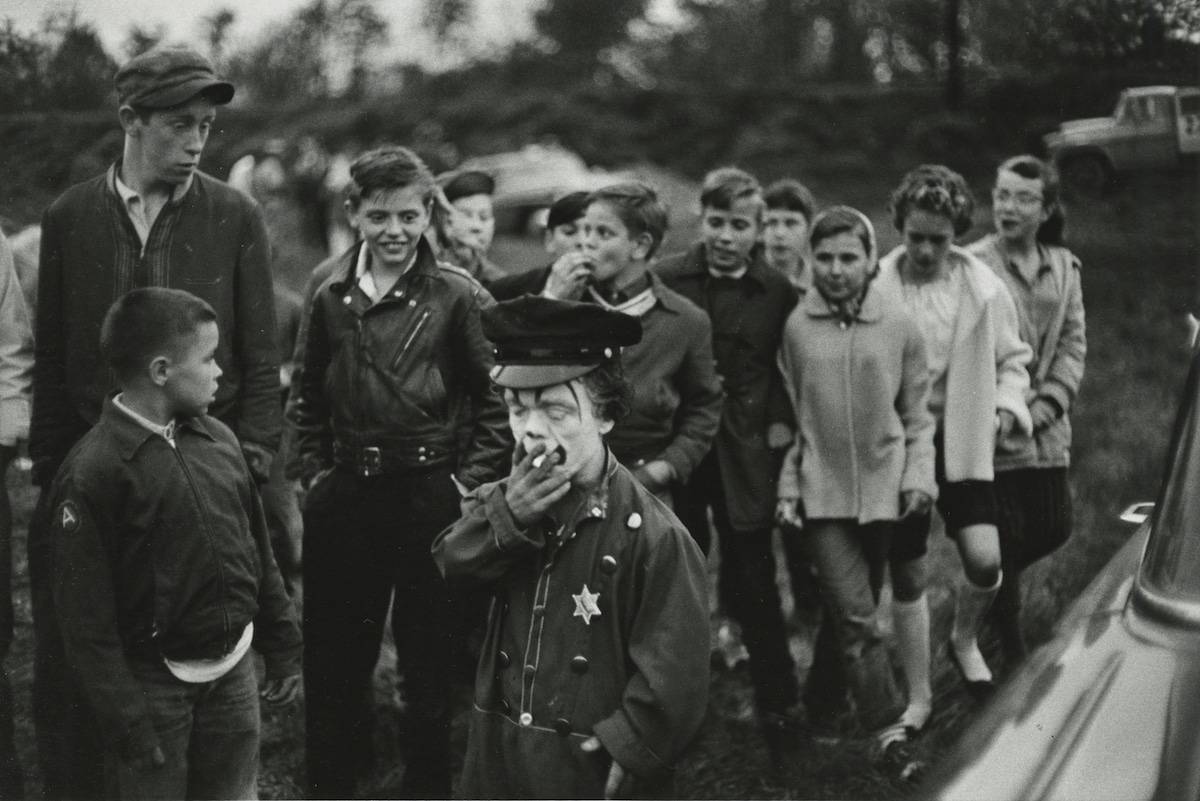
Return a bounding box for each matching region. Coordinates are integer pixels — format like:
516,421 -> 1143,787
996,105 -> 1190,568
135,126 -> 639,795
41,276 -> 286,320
524,664 -> 536,677
519,712 -> 533,727
570,655 -> 589,674
553,718 -> 572,736
626,512 -> 642,529
498,650 -> 511,668
601,555 -> 618,574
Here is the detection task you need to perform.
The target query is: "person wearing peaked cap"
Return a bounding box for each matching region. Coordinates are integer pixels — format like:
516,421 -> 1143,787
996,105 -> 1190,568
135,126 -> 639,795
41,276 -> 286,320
433,295 -> 710,799
28,43 -> 280,799
433,168 -> 505,284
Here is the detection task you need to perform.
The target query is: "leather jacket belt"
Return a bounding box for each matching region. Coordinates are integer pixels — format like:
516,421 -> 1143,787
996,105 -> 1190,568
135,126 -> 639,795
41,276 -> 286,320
333,437 -> 454,477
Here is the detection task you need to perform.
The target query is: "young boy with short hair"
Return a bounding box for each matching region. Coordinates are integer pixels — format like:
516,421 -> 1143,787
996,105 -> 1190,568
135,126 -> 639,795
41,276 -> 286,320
655,167 -> 802,753
762,178 -> 817,292
489,190 -> 592,302
49,287 -> 302,800
485,183 -> 723,501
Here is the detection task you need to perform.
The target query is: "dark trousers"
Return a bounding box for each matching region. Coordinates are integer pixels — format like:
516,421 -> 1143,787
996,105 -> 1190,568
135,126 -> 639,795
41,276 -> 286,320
0,451 -> 23,799
303,465 -> 463,799
992,467 -> 1073,658
674,454 -> 798,716
28,488 -> 106,801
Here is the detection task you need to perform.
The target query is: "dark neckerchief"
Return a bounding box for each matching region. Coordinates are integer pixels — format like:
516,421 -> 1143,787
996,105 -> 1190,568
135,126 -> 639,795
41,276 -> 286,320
819,279 -> 873,326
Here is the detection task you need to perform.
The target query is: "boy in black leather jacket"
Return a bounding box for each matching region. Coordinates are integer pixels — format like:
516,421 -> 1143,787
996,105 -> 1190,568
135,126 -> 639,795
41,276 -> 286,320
289,145 -> 509,798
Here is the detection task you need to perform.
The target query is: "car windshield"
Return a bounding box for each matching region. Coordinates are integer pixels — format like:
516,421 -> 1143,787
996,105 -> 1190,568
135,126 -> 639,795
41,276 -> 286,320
1142,350 -> 1200,601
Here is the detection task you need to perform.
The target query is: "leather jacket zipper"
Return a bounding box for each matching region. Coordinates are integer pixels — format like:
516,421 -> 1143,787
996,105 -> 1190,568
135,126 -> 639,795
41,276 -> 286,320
393,309 -> 431,369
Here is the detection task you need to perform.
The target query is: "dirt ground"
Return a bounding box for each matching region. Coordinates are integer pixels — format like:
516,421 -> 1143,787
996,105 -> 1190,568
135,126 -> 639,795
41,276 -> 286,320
3,164 -> 1196,799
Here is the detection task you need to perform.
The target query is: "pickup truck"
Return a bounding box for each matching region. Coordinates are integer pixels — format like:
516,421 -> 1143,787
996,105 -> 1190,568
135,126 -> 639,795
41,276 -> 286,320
1043,85 -> 1200,194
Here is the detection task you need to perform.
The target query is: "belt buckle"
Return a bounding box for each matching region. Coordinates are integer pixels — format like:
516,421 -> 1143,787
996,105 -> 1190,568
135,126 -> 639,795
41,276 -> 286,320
361,446 -> 383,477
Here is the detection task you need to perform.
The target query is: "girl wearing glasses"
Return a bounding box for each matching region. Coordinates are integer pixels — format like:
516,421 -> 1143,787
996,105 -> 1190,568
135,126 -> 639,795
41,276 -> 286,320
968,156 -> 1086,665
875,165 -> 1032,732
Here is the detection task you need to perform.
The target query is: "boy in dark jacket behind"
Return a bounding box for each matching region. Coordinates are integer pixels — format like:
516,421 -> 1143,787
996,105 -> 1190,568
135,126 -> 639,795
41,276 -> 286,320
49,288 -> 302,800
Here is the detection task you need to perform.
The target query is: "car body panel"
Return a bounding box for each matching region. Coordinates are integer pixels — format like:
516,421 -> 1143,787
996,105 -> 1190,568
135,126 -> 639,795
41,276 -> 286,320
922,351 -> 1200,801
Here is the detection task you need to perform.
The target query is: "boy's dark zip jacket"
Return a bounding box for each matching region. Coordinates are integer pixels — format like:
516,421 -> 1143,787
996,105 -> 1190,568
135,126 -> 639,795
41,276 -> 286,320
49,398 -> 301,752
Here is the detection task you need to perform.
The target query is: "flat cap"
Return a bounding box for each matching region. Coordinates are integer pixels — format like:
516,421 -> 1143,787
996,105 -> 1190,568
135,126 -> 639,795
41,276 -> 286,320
116,46 -> 234,109
440,169 -> 495,203
482,296 -> 641,389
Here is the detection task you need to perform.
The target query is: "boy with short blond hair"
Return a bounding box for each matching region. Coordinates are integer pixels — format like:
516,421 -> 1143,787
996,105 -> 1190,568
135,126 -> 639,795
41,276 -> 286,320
49,287 -> 301,800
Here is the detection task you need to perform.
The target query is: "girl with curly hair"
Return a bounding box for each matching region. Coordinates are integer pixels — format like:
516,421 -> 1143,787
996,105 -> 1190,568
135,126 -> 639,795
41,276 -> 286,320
875,165 -> 1032,732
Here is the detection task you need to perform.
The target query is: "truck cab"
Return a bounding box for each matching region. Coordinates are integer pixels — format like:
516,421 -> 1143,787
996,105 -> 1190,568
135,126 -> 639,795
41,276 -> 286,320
1043,86 -> 1200,194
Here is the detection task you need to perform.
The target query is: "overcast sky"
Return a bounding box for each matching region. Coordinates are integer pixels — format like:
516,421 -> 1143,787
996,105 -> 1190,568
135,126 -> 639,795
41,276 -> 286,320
3,0 -> 543,66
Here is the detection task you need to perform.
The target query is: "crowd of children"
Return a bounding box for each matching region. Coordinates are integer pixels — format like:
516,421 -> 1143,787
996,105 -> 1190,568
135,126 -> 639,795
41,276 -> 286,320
0,44 -> 1089,800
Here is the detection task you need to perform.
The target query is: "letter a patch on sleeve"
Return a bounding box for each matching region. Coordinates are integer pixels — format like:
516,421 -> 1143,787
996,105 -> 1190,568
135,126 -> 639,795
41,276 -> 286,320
58,500 -> 80,534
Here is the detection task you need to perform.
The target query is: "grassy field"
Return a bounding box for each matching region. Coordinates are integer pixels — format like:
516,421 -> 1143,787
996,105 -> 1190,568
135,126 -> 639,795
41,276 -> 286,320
2,165 -> 1196,799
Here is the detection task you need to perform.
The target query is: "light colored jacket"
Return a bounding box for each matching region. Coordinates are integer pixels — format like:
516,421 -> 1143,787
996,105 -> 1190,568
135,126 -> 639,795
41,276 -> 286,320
877,245 -> 1032,482
0,230 -> 33,447
776,280 -> 937,522
969,235 -> 1086,471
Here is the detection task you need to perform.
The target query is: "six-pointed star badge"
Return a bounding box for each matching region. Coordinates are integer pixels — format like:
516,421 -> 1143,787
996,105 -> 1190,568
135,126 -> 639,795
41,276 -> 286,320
572,584 -> 602,624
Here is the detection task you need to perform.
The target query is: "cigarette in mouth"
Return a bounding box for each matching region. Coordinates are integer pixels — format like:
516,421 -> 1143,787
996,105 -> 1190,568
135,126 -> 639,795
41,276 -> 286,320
532,454 -> 547,468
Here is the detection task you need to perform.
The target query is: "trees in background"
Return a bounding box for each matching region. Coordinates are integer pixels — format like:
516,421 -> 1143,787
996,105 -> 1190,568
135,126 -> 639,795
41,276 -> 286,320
0,8 -> 114,111
0,0 -> 1197,112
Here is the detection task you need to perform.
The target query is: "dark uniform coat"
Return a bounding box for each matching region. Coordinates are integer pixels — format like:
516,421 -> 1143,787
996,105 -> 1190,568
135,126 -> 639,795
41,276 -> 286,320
654,245 -> 799,531
432,453 -> 710,799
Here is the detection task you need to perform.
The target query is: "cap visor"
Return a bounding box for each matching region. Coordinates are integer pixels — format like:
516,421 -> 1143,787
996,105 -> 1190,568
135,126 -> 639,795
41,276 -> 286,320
490,363 -> 597,389
141,78 -> 234,108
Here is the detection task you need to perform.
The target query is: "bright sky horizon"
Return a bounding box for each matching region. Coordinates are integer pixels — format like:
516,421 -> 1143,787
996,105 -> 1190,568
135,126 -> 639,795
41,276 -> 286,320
4,0 -> 685,70
3,0 -> 539,69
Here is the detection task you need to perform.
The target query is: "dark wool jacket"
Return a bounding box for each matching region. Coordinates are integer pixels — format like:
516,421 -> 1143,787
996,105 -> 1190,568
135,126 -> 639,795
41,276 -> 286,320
484,265 -> 722,484
31,165 -> 281,485
654,244 -> 799,531
289,238 -> 510,489
432,453 -> 710,798
50,399 -> 301,756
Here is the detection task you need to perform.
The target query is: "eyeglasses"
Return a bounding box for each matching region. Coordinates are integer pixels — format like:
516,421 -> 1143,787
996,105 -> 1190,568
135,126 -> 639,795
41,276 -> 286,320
992,189 -> 1043,207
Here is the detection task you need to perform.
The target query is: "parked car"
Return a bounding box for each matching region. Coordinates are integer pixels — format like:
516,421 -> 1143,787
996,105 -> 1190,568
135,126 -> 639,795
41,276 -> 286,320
459,144 -> 614,235
1043,85 -> 1200,195
919,348 -> 1200,800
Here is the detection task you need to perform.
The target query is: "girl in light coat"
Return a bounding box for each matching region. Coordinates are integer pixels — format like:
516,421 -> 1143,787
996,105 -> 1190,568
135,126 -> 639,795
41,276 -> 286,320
969,156 -> 1085,663
776,207 -> 935,742
876,165 -> 1032,732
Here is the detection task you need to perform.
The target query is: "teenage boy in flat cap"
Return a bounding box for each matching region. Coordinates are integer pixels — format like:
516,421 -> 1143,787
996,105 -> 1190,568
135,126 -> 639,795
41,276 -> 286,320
29,45 -> 280,798
433,296 -> 710,799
